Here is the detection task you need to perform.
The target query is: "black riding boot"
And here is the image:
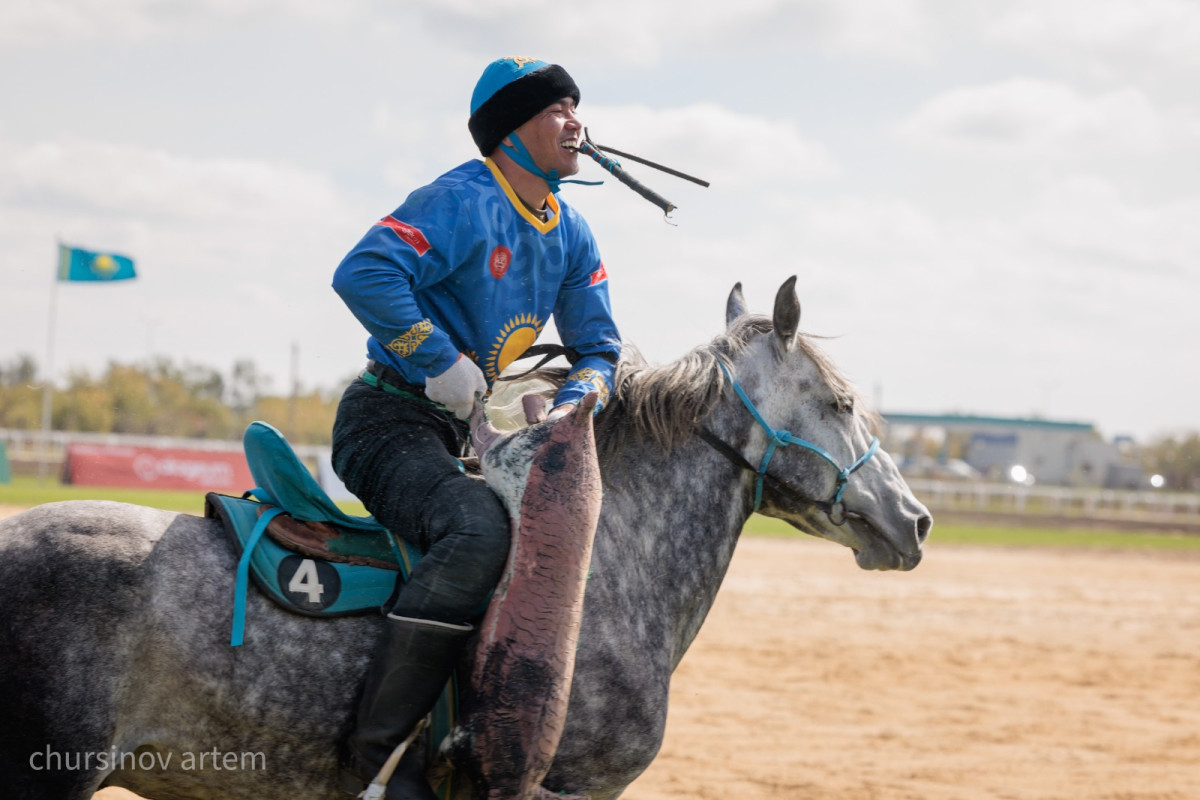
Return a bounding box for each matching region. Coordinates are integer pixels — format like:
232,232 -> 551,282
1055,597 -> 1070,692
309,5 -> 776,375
339,614 -> 473,799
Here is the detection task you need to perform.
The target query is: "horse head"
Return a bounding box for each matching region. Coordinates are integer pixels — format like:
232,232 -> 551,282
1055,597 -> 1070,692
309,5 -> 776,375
718,277 -> 931,570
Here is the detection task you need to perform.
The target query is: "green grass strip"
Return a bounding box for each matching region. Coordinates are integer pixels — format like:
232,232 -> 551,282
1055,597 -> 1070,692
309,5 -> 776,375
0,475 -> 369,517
0,475 -> 207,515
4,477 -> 1196,551
741,514 -> 1200,551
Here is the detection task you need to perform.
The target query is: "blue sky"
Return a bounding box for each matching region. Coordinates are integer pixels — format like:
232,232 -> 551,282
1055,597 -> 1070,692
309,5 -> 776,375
2,0 -> 1197,441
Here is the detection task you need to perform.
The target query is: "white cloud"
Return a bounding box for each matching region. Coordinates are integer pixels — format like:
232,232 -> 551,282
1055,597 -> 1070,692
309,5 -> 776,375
0,137 -> 353,226
584,103 -> 840,189
0,0 -> 366,44
372,105 -> 481,192
0,136 -> 370,391
987,0 -> 1200,78
808,0 -> 940,62
896,78 -> 1189,158
0,0 -> 154,44
1021,174 -> 1200,272
12,0 -> 1196,81
401,0 -> 785,64
3,1 -> 1200,439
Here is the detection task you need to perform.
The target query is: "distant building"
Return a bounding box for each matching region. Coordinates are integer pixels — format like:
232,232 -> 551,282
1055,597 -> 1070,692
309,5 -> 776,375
881,413 -> 1144,488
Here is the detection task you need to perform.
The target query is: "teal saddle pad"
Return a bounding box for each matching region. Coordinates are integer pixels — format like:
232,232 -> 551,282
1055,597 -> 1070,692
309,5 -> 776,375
207,422 -> 459,796
205,421 -> 425,645
205,493 -> 406,619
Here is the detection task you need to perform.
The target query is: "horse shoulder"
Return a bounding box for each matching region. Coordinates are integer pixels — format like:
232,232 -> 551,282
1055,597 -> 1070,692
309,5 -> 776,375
547,580 -> 676,794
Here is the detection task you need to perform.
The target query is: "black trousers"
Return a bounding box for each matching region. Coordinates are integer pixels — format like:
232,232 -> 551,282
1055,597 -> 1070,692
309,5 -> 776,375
331,377 -> 510,624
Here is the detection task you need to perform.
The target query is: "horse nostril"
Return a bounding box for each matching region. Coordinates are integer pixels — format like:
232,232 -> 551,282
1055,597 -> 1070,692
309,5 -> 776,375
916,515 -> 932,544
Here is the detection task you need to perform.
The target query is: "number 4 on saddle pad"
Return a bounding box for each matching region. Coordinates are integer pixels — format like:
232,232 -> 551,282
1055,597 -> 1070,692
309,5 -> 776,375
205,421 -> 424,644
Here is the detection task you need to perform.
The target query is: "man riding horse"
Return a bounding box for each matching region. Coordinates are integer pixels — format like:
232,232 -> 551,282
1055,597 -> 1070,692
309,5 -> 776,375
330,56 -> 622,799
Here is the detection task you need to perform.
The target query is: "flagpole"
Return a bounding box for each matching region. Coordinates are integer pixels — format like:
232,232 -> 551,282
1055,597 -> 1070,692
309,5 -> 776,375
40,240 -> 61,483
38,240 -> 137,481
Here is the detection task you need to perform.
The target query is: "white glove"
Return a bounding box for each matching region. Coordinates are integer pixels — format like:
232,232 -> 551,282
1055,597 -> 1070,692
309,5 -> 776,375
546,403 -> 576,421
425,354 -> 487,420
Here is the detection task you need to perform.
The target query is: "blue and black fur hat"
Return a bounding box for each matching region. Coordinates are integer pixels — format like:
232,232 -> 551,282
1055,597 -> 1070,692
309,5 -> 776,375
468,57 -> 580,157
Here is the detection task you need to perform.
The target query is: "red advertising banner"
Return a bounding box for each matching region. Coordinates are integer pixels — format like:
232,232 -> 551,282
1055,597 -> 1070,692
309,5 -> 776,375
64,444 -> 253,492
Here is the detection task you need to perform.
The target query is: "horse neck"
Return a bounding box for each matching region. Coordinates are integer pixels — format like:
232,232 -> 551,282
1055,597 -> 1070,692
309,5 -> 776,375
596,403 -> 753,664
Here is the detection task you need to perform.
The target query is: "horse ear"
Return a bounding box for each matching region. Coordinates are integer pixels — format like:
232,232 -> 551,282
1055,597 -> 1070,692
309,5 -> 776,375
726,283 -> 749,328
772,276 -> 800,352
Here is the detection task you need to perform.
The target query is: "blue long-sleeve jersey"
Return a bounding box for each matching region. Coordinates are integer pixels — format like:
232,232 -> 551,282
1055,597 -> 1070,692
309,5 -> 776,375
333,158 -> 620,410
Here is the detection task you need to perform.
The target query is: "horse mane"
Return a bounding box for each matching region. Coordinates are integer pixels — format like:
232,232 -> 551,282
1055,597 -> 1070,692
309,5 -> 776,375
593,323 -> 758,461
502,314 -> 870,463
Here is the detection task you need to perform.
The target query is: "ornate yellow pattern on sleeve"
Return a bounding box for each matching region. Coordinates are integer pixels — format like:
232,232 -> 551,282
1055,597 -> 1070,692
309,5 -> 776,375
566,367 -> 611,407
386,320 -> 434,358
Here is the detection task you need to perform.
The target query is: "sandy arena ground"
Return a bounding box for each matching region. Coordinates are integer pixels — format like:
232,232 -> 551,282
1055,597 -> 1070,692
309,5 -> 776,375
2,501 -> 1191,800
624,537 -> 1200,800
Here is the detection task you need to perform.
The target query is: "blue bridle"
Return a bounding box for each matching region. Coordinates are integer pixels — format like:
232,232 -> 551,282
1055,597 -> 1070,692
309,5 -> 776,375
715,361 -> 879,523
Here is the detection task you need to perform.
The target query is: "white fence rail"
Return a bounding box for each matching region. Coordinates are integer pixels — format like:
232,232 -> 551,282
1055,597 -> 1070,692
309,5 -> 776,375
0,427 -> 327,461
6,428 -> 1199,529
907,478 -> 1200,529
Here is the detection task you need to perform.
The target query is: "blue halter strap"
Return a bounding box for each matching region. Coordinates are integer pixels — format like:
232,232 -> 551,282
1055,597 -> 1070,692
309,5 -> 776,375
718,361 -> 880,520
499,133 -> 603,194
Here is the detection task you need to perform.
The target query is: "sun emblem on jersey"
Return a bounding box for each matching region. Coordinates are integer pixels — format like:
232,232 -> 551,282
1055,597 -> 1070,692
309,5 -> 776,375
486,313 -> 544,382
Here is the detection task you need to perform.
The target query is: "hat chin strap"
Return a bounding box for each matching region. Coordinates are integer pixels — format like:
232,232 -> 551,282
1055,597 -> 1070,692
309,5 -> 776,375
499,133 -> 602,194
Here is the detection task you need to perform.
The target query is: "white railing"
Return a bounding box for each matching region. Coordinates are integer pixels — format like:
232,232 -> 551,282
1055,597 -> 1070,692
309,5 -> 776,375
906,478 -> 1200,527
5,428 -> 1199,528
0,427 -> 328,461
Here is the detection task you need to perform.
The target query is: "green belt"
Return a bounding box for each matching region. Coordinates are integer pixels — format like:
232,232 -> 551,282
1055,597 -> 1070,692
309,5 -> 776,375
359,370 -> 470,473
359,370 -> 443,410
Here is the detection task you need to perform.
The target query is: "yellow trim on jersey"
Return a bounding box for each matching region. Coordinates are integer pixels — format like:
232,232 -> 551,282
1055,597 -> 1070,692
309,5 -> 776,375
484,158 -> 561,235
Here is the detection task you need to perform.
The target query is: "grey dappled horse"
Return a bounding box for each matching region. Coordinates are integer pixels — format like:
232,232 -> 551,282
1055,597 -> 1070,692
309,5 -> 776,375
0,279 -> 931,800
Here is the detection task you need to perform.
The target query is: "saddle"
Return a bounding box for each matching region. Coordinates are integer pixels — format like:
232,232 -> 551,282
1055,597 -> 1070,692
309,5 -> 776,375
206,422 -> 459,795
204,421 -> 427,644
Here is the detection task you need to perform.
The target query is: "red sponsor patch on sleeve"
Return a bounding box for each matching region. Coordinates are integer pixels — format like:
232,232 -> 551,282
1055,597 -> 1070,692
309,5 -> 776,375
589,263 -> 608,285
375,215 -> 432,256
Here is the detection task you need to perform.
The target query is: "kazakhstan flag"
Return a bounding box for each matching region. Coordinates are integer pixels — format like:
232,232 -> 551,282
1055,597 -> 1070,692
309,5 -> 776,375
57,244 -> 137,282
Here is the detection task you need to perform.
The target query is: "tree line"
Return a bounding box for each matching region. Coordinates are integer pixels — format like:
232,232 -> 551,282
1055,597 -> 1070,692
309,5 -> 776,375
2,353 -> 1198,490
0,353 -> 347,445
1145,432 -> 1200,492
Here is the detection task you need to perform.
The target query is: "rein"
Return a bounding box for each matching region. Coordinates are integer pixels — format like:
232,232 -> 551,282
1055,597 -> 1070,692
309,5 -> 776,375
702,361 -> 879,525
